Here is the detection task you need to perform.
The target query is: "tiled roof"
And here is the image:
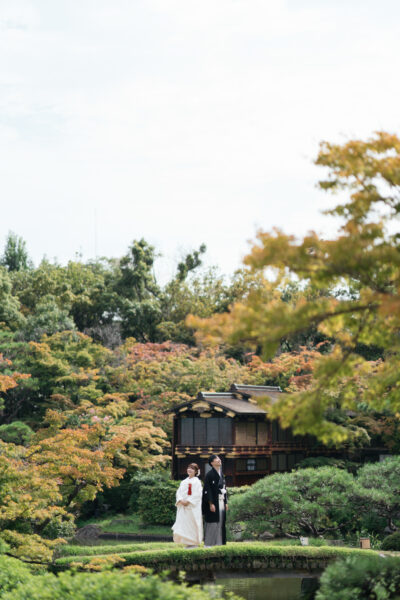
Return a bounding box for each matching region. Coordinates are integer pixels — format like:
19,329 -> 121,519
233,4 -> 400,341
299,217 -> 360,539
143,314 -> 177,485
170,384 -> 282,415
230,383 -> 282,403
197,392 -> 266,414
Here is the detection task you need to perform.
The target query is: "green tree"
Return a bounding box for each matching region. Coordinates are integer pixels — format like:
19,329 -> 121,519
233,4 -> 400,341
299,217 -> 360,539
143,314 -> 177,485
21,295 -> 76,341
228,467 -> 357,538
355,456 -> 400,532
114,239 -> 162,340
0,268 -> 25,330
1,233 -> 31,272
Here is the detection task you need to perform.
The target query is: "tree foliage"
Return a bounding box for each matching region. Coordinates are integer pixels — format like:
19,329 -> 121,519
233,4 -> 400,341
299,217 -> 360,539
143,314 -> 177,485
190,132 -> 400,443
1,232 -> 31,272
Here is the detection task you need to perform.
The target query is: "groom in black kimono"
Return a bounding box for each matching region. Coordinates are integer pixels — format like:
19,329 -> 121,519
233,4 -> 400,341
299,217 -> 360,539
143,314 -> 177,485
202,454 -> 228,547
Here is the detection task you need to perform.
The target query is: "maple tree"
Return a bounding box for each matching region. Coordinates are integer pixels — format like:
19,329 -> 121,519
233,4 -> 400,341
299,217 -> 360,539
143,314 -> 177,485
189,132 -> 400,443
0,351 -> 169,561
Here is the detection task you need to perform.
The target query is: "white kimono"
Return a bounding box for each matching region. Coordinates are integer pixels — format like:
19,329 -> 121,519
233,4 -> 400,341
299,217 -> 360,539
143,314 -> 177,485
172,476 -> 203,546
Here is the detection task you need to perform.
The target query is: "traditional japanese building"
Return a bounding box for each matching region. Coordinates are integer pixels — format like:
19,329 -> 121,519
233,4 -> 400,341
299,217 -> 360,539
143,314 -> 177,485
170,383 -> 363,486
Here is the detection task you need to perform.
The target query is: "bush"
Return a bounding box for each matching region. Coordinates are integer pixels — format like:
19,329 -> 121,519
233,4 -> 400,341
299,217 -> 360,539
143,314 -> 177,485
227,467 -> 357,539
316,554 -> 400,599
129,469 -> 173,513
227,486 -> 250,499
41,517 -> 76,540
2,570 -> 238,600
296,457 -> 359,473
0,555 -> 33,595
79,468 -> 172,519
356,457 -> 400,532
382,531 -> 400,551
0,422 -> 33,445
137,479 -> 180,525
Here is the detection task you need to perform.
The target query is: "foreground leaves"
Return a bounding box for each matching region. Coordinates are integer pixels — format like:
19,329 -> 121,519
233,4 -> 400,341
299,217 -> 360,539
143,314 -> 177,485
189,132 -> 400,443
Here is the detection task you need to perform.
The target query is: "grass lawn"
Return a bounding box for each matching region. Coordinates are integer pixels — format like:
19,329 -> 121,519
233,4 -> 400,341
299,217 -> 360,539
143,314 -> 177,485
76,513 -> 172,537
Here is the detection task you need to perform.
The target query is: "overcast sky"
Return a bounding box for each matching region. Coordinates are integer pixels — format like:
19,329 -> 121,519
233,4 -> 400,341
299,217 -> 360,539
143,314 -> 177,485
1,0 -> 400,281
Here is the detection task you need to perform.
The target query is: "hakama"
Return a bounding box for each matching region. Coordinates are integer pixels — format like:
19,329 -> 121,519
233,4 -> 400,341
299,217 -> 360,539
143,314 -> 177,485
204,495 -> 225,546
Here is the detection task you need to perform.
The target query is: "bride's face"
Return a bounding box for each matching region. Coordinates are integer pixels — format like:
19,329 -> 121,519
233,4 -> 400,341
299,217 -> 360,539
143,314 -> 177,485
187,467 -> 196,477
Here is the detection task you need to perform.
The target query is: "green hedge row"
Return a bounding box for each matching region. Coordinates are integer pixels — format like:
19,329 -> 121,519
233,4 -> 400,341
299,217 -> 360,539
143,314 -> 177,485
57,542 -> 175,558
138,480 -> 180,525
55,542 -> 380,570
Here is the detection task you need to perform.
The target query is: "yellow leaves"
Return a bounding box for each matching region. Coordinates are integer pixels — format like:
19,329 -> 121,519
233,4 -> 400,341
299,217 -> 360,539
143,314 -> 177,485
1,530 -> 58,562
0,353 -> 31,393
0,442 -> 67,561
188,132 -> 400,443
122,564 -> 149,574
71,555 -> 125,571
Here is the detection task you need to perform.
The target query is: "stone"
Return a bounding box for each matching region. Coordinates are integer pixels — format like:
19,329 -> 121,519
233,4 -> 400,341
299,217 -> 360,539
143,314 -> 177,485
74,524 -> 102,541
252,560 -> 263,569
260,530 -> 275,540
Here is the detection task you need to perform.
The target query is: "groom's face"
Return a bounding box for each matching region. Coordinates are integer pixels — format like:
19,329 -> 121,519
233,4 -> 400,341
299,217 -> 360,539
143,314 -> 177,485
211,456 -> 221,468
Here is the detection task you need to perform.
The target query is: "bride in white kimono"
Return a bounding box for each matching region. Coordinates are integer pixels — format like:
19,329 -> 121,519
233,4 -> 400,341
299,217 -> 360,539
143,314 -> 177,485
172,463 -> 203,548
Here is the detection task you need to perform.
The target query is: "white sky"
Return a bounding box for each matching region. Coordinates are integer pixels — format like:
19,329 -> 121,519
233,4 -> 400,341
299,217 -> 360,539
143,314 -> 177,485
1,0 -> 400,281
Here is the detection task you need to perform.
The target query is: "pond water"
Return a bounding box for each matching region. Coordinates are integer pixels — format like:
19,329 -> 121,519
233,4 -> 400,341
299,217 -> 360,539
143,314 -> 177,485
211,574 -> 319,600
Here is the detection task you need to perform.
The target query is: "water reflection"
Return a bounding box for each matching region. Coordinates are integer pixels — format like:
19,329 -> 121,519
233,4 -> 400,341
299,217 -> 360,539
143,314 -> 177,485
211,574 -> 319,600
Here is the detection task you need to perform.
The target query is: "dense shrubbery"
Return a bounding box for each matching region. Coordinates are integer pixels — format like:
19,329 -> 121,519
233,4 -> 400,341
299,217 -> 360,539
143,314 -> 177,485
1,570 -> 237,600
316,555 -> 400,599
137,478 -> 180,525
41,517 -> 76,541
228,466 -> 357,539
226,486 -> 250,499
227,457 -> 400,541
296,456 -> 359,473
381,531 -> 400,551
0,555 -> 33,596
0,421 -> 33,445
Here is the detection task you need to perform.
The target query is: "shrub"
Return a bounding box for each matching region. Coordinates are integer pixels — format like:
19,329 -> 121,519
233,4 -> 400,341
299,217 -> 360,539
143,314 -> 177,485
0,555 -> 33,595
2,570 -> 238,600
356,457 -> 400,532
227,467 -> 357,539
129,469 -> 172,513
227,486 -> 250,499
382,531 -> 400,551
137,479 -> 180,525
41,517 -> 76,540
316,554 -> 400,599
0,422 -> 33,445
296,457 -> 359,473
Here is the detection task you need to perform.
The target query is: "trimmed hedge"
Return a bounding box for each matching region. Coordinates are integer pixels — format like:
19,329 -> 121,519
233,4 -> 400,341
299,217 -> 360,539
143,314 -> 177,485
1,571 -> 238,600
381,531 -> 400,551
316,554 -> 400,599
57,542 -> 175,557
138,480 -> 180,525
55,542 -> 380,572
